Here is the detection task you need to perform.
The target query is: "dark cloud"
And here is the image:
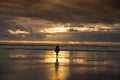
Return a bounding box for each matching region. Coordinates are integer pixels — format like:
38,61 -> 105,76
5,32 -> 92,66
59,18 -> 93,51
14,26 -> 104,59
48,32 -> 120,42
0,0 -> 120,23
73,32 -> 120,42
0,17 -> 27,32
67,28 -> 78,32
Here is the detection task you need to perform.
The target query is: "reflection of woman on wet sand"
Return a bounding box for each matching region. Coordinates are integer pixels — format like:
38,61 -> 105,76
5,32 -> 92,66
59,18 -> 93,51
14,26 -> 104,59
55,46 -> 60,58
55,46 -> 60,66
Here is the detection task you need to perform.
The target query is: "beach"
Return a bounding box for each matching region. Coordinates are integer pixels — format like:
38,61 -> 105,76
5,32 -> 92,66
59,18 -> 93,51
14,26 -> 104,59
0,49 -> 120,80
0,0 -> 120,79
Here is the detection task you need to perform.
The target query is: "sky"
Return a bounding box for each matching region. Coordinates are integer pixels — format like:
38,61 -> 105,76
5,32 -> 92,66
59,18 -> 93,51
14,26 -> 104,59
0,0 -> 120,44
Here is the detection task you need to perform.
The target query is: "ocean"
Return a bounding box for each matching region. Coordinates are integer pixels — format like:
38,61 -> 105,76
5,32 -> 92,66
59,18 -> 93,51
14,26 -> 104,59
0,44 -> 120,80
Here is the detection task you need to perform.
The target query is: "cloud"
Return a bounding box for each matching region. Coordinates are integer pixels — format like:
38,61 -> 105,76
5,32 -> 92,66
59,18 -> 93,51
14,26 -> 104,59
0,0 -> 120,43
0,0 -> 120,23
79,32 -> 120,42
8,29 -> 30,35
46,32 -> 120,42
12,17 -> 53,28
67,28 -> 78,32
0,30 -> 46,40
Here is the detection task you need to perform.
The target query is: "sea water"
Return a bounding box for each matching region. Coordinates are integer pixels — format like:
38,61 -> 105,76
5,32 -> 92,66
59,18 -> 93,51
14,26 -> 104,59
0,44 -> 120,51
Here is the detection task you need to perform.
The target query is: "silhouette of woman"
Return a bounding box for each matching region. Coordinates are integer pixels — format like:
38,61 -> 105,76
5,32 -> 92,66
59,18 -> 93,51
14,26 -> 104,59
55,46 -> 60,57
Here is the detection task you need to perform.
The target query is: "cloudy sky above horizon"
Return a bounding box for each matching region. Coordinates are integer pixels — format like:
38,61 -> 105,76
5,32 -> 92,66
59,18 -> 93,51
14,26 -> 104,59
0,0 -> 120,44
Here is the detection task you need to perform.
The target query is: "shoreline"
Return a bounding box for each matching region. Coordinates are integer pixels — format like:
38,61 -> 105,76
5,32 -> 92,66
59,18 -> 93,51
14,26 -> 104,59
0,48 -> 120,52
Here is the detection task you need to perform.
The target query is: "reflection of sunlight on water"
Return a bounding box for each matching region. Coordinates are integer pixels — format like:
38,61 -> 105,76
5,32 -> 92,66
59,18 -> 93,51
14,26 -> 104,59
8,50 -> 111,66
1,50 -> 120,80
72,59 -> 86,64
58,51 -> 70,64
46,63 -> 70,80
8,50 -> 116,67
42,51 -> 70,65
36,51 -> 70,80
10,54 -> 26,58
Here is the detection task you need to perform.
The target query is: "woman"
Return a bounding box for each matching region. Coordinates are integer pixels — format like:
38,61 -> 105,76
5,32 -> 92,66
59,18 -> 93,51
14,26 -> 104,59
55,45 -> 60,57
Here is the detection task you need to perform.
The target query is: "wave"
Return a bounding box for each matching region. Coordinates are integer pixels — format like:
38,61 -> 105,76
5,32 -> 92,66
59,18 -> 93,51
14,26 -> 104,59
0,44 -> 120,51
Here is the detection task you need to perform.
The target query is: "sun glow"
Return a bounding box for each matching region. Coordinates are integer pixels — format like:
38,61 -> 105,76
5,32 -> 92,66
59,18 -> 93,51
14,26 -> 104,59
46,27 -> 68,33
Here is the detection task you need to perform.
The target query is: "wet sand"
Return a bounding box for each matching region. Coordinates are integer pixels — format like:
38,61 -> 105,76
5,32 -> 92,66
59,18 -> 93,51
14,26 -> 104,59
0,50 -> 120,80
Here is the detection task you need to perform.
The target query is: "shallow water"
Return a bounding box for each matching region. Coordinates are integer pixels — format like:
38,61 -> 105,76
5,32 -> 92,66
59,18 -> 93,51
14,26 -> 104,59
0,49 -> 120,80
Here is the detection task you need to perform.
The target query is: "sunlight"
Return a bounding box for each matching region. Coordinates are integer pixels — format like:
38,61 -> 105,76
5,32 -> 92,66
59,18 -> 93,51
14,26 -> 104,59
46,27 -> 68,33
